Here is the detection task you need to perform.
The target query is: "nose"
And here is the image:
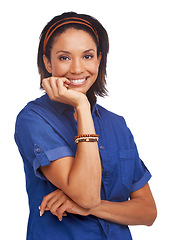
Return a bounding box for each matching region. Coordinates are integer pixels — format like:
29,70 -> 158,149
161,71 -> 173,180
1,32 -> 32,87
70,58 -> 84,74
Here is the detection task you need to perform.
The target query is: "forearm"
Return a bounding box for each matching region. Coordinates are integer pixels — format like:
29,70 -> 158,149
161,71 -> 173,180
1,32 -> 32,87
90,198 -> 157,226
67,101 -> 102,207
41,79 -> 102,207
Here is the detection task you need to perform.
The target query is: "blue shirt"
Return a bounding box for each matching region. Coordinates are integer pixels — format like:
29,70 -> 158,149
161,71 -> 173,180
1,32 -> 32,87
14,94 -> 151,240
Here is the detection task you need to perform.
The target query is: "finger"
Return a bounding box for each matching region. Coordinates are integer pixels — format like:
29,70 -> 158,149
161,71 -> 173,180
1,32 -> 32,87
59,77 -> 71,85
39,206 -> 49,211
57,78 -> 70,95
56,200 -> 71,221
49,195 -> 68,216
46,195 -> 66,216
40,190 -> 57,215
47,191 -> 68,218
42,78 -> 54,99
54,77 -> 70,89
49,77 -> 59,97
45,189 -> 67,212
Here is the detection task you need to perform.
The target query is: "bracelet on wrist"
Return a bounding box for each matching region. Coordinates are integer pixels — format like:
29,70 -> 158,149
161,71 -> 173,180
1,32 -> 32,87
74,134 -> 99,144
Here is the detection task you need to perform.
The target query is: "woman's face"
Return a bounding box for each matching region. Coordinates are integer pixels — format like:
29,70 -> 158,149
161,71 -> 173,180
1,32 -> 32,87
44,28 -> 101,94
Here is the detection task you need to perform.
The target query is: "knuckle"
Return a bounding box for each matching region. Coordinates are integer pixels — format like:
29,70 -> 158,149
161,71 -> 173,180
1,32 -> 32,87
58,89 -> 65,97
47,202 -> 52,209
42,78 -> 48,84
65,199 -> 70,205
42,78 -> 46,83
58,191 -> 63,197
61,195 -> 66,201
43,195 -> 48,201
57,208 -> 64,215
49,95 -> 55,101
50,209 -> 56,215
49,208 -> 54,214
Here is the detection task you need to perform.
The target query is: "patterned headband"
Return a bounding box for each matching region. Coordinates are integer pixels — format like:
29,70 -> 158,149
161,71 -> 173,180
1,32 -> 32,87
43,17 -> 99,54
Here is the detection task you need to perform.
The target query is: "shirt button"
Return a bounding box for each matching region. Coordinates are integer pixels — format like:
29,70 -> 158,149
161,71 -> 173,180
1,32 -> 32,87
105,222 -> 109,227
99,146 -> 104,150
36,147 -> 41,153
104,171 -> 110,176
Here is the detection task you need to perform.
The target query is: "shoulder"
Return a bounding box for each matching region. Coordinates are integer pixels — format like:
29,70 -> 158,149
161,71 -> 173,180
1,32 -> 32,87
15,95 -> 74,145
96,104 -> 132,135
97,104 -> 127,124
97,104 -> 121,117
15,95 -> 45,124
15,94 -> 65,124
15,94 -> 56,135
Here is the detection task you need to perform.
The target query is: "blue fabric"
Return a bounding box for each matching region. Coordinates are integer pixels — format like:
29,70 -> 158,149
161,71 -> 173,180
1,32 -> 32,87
14,94 -> 151,240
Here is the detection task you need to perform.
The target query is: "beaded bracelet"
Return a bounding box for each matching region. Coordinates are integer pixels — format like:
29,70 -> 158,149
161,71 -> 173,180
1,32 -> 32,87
74,134 -> 99,144
74,134 -> 99,141
75,137 -> 99,144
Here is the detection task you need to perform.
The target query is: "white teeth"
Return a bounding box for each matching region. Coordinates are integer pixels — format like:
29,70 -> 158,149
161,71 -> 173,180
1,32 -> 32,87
70,78 -> 86,83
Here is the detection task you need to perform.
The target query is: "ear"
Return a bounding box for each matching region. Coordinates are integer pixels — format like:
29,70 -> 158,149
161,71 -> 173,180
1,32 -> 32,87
97,53 -> 102,67
43,54 -> 52,73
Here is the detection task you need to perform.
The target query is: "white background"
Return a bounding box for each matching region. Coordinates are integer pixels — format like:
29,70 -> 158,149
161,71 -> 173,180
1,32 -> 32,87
1,0 -> 192,239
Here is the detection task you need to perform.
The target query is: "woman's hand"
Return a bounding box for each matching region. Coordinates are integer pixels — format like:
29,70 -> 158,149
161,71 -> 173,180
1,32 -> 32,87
42,77 -> 88,109
39,189 -> 91,221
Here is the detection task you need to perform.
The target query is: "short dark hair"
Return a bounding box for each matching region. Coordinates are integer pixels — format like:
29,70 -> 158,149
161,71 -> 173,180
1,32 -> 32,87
37,12 -> 109,104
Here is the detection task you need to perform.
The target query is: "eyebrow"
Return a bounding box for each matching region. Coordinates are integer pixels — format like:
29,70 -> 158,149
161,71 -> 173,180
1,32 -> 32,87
56,49 -> 95,54
83,49 -> 95,53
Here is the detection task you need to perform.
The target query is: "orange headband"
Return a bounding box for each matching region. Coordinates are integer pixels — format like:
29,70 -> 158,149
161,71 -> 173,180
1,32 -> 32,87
43,17 -> 99,54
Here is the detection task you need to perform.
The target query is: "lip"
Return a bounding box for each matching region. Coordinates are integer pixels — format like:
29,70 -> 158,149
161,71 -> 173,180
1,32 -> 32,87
68,77 -> 89,86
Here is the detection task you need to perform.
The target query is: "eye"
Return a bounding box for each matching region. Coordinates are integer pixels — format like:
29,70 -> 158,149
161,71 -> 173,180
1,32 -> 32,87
59,56 -> 70,61
83,54 -> 94,60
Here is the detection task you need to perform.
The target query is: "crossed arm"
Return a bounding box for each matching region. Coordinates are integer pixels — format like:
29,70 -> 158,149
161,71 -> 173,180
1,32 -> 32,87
39,77 -> 157,226
39,183 -> 157,226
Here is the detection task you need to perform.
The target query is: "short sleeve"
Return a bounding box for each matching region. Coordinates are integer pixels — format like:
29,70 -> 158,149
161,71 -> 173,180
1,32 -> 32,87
131,146 -> 152,192
120,117 -> 152,192
14,109 -> 75,180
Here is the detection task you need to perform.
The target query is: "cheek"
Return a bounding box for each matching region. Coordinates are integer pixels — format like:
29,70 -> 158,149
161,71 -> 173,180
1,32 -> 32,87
88,61 -> 100,75
51,61 -> 69,76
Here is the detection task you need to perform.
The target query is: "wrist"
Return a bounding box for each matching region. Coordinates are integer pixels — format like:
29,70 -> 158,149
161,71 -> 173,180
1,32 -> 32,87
89,200 -> 105,216
75,96 -> 91,112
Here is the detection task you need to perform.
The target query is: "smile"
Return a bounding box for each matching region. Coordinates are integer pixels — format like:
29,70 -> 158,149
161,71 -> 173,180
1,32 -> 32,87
69,77 -> 88,86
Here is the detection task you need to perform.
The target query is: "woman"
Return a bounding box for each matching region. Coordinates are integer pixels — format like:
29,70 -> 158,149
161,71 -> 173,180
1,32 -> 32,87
15,11 -> 157,240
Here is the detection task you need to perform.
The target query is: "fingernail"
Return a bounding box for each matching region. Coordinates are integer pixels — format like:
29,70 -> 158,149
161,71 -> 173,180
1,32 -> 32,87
38,206 -> 43,216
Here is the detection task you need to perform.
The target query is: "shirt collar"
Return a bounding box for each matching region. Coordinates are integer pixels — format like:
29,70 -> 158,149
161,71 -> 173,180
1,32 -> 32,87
92,102 -> 101,118
44,94 -> 101,118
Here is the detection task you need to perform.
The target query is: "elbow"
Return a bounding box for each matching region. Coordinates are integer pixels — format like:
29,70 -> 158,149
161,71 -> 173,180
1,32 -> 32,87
73,189 -> 101,209
73,185 -> 101,209
146,206 -> 157,226
77,195 -> 101,209
63,182 -> 101,209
